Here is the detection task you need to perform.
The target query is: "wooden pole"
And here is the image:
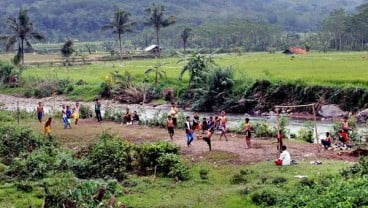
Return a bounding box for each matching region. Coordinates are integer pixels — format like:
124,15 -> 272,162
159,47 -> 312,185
312,104 -> 318,144
16,101 -> 20,125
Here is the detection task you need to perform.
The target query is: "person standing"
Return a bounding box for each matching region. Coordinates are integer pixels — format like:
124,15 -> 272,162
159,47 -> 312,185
73,102 -> 80,125
218,111 -> 228,141
170,103 -> 179,128
244,118 -> 251,148
341,116 -> 351,143
94,99 -> 102,122
201,117 -> 208,134
185,116 -> 194,147
61,105 -> 68,129
167,115 -> 175,140
36,102 -> 44,123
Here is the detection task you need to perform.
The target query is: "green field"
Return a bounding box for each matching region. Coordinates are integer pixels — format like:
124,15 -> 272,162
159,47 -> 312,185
1,51 -> 361,101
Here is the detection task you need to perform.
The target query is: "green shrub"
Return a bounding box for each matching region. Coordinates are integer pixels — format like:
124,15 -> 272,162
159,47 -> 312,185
251,190 -> 278,206
135,140 -> 179,173
230,173 -> 248,185
157,153 -> 181,175
79,104 -> 91,119
0,124 -> 55,165
298,177 -> 315,188
199,168 -> 209,180
73,136 -> 133,181
253,121 -> 275,137
6,147 -> 56,179
340,156 -> 368,178
272,176 -> 287,185
298,121 -> 314,143
15,180 -> 33,193
168,163 -> 191,181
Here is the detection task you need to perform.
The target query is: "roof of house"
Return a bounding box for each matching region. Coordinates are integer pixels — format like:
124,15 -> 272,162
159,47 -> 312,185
144,45 -> 159,52
283,47 -> 307,54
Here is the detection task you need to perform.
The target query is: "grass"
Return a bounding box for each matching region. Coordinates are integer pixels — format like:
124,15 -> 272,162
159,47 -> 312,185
0,158 -> 348,208
0,115 -> 356,207
1,51 -> 368,99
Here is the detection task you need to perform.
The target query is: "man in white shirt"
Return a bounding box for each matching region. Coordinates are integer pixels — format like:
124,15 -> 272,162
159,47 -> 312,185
275,145 -> 291,166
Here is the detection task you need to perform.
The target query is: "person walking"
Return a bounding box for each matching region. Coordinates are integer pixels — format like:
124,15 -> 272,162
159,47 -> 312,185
244,118 -> 251,148
73,102 -> 80,125
218,111 -> 228,141
170,103 -> 179,128
167,115 -> 175,140
185,116 -> 194,147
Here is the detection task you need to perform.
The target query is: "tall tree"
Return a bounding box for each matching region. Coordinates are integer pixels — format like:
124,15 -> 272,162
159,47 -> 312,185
4,8 -> 45,64
61,39 -> 74,67
101,9 -> 135,54
321,9 -> 347,50
145,3 -> 176,57
180,27 -> 192,53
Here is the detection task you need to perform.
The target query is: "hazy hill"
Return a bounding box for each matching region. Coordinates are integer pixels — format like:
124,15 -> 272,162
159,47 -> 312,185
0,0 -> 365,43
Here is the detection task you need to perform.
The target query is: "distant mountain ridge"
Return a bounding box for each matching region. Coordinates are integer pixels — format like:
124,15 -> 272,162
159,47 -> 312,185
0,0 -> 365,43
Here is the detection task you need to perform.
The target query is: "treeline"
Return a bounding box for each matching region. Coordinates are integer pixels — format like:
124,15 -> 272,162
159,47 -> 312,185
0,0 -> 367,52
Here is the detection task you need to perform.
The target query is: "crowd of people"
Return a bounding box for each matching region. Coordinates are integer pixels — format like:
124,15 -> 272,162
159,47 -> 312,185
36,100 -> 355,167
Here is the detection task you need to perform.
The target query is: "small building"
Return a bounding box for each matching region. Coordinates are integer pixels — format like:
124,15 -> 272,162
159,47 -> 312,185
144,45 -> 161,54
282,47 -> 307,55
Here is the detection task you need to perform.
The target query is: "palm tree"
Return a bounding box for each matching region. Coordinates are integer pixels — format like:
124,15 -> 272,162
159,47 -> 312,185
180,27 -> 192,53
101,9 -> 135,54
4,9 -> 45,65
145,3 -> 176,57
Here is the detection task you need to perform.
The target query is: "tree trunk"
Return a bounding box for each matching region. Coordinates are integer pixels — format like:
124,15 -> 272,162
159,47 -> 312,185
183,39 -> 187,53
118,33 -> 122,55
156,28 -> 160,58
21,38 -> 24,64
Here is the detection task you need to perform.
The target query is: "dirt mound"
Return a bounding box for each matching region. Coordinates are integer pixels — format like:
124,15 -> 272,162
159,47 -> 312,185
348,148 -> 368,157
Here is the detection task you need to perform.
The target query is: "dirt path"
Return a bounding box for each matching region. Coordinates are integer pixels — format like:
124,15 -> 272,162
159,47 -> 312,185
27,118 -> 358,165
1,93 -> 360,164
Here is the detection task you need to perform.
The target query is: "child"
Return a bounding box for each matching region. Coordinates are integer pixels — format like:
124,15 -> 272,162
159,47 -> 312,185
321,132 -> 332,149
192,112 -> 200,131
197,127 -> 215,151
244,118 -> 251,148
132,111 -> 140,124
275,145 -> 291,166
73,102 -> 80,125
62,105 -> 68,129
66,105 -> 72,128
185,116 -> 194,147
36,102 -> 44,123
123,108 -> 132,125
201,117 -> 208,134
167,115 -> 174,140
44,117 -> 52,135
207,116 -> 215,130
341,116 -> 351,143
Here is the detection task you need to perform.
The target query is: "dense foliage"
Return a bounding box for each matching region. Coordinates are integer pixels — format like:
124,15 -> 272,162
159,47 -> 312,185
0,0 -> 366,52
